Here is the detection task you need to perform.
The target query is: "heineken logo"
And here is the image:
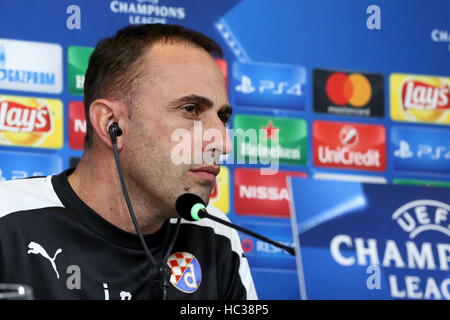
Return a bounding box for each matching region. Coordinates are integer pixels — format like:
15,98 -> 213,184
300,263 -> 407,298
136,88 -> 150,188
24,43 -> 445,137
233,114 -> 307,167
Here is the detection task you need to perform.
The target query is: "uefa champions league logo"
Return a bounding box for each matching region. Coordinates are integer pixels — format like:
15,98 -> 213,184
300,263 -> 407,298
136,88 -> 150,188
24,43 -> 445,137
392,200 -> 450,239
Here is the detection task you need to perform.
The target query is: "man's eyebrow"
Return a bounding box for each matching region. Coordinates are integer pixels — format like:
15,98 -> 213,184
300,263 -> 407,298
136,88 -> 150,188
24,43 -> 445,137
169,94 -> 213,107
170,94 -> 232,113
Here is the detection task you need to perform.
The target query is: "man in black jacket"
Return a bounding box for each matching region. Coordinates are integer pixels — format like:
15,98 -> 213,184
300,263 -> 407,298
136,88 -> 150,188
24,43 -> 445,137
0,24 -> 257,300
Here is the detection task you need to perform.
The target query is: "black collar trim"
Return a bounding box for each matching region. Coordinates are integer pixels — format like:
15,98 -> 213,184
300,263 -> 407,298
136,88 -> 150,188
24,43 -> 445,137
51,168 -> 170,250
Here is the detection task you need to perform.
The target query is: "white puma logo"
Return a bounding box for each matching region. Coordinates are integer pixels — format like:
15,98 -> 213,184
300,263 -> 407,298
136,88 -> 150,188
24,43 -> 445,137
27,241 -> 62,279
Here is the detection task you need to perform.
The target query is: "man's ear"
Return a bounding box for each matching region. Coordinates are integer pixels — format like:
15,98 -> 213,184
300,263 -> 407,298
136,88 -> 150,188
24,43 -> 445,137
89,99 -> 126,150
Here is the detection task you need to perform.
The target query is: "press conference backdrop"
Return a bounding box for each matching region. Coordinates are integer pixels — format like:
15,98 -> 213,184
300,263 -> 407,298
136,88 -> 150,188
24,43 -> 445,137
0,0 -> 449,300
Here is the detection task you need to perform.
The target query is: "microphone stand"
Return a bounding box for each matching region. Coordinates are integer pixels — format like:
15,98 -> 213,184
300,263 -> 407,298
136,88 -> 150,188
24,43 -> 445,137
199,210 -> 296,256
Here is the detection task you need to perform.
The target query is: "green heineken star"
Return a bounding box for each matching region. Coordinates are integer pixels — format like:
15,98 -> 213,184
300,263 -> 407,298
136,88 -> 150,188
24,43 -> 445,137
233,114 -> 307,166
68,46 -> 94,95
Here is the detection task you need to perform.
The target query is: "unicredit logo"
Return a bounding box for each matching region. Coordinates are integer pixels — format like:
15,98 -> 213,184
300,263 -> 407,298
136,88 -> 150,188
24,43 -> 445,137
326,72 -> 372,107
313,121 -> 386,171
339,125 -> 359,147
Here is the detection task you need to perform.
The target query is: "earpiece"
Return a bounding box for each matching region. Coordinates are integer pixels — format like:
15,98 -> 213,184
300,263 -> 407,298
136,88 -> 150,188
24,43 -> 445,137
108,122 -> 123,144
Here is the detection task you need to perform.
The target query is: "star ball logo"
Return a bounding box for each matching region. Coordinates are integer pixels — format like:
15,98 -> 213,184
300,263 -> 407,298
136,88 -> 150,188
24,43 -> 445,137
393,200 -> 450,239
390,73 -> 450,125
313,68 -> 384,118
313,120 -> 386,171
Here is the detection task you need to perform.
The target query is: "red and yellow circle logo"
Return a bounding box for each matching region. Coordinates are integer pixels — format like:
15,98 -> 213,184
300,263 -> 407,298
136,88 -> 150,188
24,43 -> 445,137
325,72 -> 372,107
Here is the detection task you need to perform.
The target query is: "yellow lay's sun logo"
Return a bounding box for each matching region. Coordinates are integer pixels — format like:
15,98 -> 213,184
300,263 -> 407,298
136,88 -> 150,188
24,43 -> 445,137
209,166 -> 229,214
390,74 -> 450,124
0,95 -> 63,149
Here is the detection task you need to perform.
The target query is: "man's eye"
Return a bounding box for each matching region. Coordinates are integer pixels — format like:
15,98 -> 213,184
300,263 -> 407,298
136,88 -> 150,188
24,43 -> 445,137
181,104 -> 199,115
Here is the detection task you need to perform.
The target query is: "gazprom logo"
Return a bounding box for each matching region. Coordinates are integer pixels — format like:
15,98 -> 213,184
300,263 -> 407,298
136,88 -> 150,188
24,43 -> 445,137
392,200 -> 450,239
0,39 -> 62,94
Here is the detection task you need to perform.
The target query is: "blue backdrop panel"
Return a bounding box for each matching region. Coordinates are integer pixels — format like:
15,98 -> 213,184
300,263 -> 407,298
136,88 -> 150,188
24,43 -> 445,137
290,177 -> 450,300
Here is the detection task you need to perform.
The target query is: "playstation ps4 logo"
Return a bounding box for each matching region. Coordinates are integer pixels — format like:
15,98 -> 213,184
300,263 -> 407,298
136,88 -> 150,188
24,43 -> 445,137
394,141 -> 413,159
235,76 -> 255,94
394,140 -> 450,160
235,75 -> 303,96
232,61 -> 306,110
392,127 -> 450,174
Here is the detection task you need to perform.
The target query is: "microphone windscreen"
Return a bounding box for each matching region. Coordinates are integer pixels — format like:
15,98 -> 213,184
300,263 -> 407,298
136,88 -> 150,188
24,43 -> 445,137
175,193 -> 206,221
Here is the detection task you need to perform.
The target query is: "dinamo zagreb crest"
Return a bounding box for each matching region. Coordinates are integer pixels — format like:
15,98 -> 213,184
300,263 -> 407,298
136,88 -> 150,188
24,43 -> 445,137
167,252 -> 202,293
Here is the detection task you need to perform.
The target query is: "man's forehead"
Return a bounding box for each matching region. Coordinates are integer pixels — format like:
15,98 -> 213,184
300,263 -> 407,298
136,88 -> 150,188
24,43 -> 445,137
135,42 -> 228,107
144,41 -> 217,69
140,43 -> 226,90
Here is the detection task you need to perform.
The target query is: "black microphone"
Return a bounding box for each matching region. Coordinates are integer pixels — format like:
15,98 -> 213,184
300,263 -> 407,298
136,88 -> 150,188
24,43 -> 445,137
176,193 -> 296,256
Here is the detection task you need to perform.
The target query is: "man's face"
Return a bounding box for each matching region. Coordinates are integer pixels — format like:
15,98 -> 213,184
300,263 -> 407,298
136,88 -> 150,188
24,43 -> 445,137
122,42 -> 232,218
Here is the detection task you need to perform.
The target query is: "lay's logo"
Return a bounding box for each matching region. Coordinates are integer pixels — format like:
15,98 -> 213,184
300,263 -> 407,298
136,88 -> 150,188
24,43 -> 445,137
0,101 -> 51,133
390,74 -> 450,124
0,95 -> 63,149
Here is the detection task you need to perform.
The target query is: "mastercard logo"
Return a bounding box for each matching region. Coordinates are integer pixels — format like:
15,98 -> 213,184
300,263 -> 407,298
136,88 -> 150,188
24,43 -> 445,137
325,72 -> 372,107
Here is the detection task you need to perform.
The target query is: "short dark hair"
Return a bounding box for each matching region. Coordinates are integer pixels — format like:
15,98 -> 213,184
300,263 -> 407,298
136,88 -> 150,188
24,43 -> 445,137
83,23 -> 223,149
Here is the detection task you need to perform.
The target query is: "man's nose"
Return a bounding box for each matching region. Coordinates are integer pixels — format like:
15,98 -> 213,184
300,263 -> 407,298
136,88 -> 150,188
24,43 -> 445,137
203,115 -> 233,157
